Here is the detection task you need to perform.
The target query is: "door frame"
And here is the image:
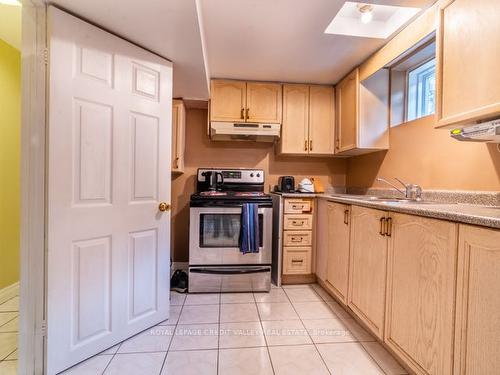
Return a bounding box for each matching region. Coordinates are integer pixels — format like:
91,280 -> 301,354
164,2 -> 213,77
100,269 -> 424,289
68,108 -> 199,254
19,0 -> 47,374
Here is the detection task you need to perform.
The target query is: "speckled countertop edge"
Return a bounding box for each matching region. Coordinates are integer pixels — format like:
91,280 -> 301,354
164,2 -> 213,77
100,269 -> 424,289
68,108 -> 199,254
271,191 -> 500,229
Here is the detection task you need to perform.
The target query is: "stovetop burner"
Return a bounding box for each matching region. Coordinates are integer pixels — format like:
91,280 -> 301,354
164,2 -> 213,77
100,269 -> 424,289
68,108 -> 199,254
199,191 -> 228,196
234,192 -> 267,197
192,168 -> 271,207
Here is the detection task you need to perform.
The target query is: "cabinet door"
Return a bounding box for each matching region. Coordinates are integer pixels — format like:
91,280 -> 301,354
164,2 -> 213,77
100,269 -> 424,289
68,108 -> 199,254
385,213 -> 457,375
246,82 -> 282,123
210,80 -> 246,122
454,225 -> 500,375
280,84 -> 309,154
335,68 -> 358,153
172,99 -> 185,173
309,86 -> 335,155
326,202 -> 350,305
348,205 -> 387,339
436,0 -> 500,127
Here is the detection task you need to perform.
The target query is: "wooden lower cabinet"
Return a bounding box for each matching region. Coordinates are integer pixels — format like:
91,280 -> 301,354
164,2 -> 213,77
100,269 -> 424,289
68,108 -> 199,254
385,213 -> 457,375
348,206 -> 388,339
325,202 -> 350,305
454,225 -> 500,374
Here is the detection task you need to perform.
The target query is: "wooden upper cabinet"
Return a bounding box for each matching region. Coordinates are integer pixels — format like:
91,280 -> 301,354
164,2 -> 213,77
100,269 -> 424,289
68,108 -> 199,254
309,86 -> 335,155
246,82 -> 282,123
280,84 -> 310,155
348,205 -> 388,339
171,99 -> 186,174
279,84 -> 336,156
454,225 -> 500,375
336,68 -> 359,153
385,213 -> 457,375
436,0 -> 500,127
210,80 -> 246,122
326,202 -> 350,305
335,68 -> 389,156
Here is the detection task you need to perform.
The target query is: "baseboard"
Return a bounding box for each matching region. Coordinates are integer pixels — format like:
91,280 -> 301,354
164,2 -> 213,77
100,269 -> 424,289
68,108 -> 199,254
171,262 -> 188,276
0,282 -> 19,304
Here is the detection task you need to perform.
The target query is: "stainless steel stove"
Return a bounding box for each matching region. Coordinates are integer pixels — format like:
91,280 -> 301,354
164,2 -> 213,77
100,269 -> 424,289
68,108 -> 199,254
188,168 -> 272,293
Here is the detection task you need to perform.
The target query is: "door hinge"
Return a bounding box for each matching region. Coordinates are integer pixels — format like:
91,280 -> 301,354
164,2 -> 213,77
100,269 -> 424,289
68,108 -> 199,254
40,319 -> 47,337
42,48 -> 49,65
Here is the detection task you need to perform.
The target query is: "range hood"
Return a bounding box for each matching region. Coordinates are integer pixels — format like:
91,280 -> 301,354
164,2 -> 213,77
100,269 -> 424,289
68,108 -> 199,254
210,121 -> 281,142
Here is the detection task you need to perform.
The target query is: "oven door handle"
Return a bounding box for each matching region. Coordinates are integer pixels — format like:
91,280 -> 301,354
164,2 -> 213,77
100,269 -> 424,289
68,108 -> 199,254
190,267 -> 270,275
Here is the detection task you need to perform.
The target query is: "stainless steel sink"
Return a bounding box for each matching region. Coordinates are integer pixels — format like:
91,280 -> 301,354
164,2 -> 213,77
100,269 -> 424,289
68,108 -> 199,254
362,196 -> 441,204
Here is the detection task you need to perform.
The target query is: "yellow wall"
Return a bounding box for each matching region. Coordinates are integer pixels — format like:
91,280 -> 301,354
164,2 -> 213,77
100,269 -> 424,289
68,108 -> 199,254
0,39 -> 21,290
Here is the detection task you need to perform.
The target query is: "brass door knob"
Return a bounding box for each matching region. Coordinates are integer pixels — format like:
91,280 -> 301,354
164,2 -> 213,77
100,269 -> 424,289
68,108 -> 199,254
158,202 -> 170,212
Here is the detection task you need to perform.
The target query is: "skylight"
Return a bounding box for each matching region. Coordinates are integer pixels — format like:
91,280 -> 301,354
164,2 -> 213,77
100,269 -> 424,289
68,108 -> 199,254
324,2 -> 420,39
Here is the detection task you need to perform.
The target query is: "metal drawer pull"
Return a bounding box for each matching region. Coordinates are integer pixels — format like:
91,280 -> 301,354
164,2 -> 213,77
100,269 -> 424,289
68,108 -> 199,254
292,204 -> 305,210
292,220 -> 305,226
291,259 -> 304,264
190,267 -> 270,275
291,237 -> 303,242
386,217 -> 392,237
380,217 -> 385,236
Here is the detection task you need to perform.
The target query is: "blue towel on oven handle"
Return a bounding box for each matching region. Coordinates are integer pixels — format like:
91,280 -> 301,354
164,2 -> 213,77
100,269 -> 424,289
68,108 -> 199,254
240,203 -> 260,254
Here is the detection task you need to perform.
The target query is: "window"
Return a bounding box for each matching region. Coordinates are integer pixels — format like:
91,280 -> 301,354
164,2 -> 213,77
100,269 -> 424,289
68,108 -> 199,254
406,58 -> 436,121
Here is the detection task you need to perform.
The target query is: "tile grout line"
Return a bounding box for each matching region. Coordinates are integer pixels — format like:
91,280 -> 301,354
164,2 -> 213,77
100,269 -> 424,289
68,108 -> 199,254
255,290 -> 276,375
217,292 -> 221,375
312,284 -> 392,375
284,286 -> 334,375
158,292 -> 187,375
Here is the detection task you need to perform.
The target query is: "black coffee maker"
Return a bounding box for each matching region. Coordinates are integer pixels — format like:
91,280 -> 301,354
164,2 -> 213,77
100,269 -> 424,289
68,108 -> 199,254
201,171 -> 224,191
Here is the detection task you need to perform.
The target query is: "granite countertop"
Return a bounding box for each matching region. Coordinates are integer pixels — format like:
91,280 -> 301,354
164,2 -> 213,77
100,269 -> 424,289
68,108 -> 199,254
272,191 -> 500,229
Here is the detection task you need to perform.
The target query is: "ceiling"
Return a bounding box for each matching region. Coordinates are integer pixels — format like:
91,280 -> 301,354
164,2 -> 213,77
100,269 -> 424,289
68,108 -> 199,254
198,0 -> 435,85
0,3 -> 22,50
48,0 -> 436,100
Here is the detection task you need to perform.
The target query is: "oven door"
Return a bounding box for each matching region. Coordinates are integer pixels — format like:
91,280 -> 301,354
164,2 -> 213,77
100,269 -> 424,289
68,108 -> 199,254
189,205 -> 272,265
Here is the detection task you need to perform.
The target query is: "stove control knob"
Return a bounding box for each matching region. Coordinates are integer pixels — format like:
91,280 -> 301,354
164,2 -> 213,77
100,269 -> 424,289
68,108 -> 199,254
250,173 -> 254,177
257,173 -> 261,177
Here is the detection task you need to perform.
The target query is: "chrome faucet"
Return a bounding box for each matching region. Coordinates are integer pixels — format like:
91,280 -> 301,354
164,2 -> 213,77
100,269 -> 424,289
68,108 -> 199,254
376,177 -> 423,201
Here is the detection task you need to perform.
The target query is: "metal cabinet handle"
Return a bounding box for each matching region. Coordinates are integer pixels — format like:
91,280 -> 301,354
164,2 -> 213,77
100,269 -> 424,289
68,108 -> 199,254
380,217 -> 385,236
246,108 -> 250,119
292,220 -> 305,226
291,237 -> 303,242
292,204 -> 304,210
386,217 -> 392,237
240,108 -> 245,119
291,259 -> 304,264
304,140 -> 308,151
344,209 -> 349,225
309,140 -> 313,151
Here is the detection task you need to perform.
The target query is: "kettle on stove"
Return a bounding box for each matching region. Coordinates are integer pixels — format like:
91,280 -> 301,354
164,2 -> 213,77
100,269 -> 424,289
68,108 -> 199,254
202,171 -> 224,191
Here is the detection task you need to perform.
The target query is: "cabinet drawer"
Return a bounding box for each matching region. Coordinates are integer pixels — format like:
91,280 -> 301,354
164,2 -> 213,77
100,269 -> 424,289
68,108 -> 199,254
284,199 -> 313,213
283,247 -> 312,275
283,214 -> 313,230
283,231 -> 312,246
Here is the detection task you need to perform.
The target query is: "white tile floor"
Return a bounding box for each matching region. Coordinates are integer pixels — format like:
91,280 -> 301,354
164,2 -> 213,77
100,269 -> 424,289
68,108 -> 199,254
0,295 -> 19,375
58,283 -> 407,375
0,284 -> 408,375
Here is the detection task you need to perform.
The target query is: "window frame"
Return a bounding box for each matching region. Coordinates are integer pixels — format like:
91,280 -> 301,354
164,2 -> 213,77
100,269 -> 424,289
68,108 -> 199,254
405,56 -> 436,122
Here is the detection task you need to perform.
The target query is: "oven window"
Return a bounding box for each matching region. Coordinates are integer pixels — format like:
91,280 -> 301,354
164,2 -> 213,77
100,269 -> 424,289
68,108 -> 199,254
199,214 -> 264,248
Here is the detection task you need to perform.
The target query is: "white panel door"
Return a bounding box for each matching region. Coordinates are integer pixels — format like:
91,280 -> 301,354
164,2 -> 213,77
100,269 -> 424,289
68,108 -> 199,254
46,7 -> 172,374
